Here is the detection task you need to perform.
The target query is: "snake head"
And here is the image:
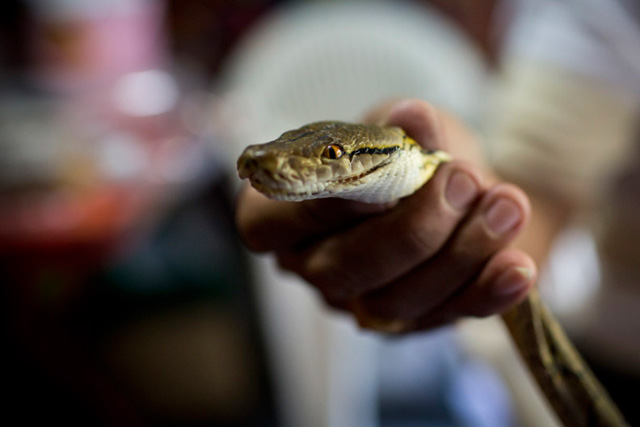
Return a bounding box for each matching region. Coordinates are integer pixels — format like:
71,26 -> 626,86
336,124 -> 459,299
236,121 -> 429,202
237,137 -> 340,200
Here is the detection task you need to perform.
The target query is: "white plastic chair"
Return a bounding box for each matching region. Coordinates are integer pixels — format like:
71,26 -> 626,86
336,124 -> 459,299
215,2 -> 502,426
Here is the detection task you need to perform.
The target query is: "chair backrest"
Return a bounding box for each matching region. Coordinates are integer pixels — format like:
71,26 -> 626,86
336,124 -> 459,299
218,1 -> 488,160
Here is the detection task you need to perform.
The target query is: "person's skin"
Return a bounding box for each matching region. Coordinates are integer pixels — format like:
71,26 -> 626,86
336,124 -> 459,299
236,99 -> 537,332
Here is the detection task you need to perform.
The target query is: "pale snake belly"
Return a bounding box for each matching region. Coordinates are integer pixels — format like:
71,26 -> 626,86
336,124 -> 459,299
237,121 -> 627,427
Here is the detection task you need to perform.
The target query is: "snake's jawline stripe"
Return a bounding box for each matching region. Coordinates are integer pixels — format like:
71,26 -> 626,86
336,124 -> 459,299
330,158 -> 392,185
250,159 -> 393,199
348,146 -> 400,160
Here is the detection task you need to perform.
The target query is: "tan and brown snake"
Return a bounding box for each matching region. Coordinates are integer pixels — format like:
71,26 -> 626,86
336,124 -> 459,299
237,121 -> 628,427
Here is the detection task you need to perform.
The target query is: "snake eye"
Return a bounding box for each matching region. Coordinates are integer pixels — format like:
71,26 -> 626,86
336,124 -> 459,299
322,144 -> 344,160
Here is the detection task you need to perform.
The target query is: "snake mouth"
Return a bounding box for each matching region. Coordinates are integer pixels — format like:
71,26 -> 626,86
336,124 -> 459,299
327,158 -> 392,186
247,175 -> 321,201
244,157 -> 393,201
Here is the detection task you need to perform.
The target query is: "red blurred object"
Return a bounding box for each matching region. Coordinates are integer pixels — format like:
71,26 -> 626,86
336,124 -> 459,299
0,186 -> 152,254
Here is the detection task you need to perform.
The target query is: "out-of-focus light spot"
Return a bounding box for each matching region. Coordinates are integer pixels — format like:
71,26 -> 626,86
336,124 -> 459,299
546,227 -> 601,313
180,92 -> 211,136
99,133 -> 148,180
447,359 -> 515,427
112,70 -> 179,117
149,137 -> 205,185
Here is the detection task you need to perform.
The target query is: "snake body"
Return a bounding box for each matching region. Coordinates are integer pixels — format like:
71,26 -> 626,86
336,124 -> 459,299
237,121 -> 627,427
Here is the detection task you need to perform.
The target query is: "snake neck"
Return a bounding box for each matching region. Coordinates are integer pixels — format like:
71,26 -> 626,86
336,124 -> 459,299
327,148 -> 449,203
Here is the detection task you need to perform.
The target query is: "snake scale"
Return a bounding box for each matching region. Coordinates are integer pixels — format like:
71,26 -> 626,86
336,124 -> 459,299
237,121 -> 628,427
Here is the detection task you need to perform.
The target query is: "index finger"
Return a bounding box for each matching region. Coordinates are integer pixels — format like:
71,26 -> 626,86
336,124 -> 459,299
379,99 -> 486,165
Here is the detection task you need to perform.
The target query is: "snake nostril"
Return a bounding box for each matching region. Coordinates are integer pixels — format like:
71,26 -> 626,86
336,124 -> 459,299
246,158 -> 259,170
237,156 -> 260,179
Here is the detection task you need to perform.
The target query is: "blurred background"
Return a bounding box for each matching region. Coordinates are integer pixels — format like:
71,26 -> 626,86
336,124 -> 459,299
0,0 -> 560,426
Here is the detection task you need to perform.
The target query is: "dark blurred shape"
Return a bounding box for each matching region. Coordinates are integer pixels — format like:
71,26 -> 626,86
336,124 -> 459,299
2,173 -> 275,425
0,1 -> 32,74
421,0 -> 501,62
0,0 -> 276,424
166,0 -> 279,77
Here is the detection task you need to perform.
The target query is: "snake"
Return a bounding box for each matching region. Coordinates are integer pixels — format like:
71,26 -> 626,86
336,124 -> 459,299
237,121 -> 628,427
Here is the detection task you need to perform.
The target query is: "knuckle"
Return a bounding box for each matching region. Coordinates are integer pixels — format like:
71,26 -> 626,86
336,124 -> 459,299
304,256 -> 365,300
467,303 -> 498,318
236,217 -> 269,252
416,101 -> 439,124
275,251 -> 297,272
401,99 -> 439,124
445,222 -> 499,271
400,208 -> 447,258
448,243 -> 484,268
235,188 -> 281,252
235,202 -> 275,252
413,312 -> 456,332
460,284 -> 507,319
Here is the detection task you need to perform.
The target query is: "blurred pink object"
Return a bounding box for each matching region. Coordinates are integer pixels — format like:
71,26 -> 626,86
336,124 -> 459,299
30,0 -> 168,93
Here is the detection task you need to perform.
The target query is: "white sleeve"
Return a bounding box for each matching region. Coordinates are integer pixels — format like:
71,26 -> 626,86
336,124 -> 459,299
503,0 -> 640,95
487,0 -> 640,204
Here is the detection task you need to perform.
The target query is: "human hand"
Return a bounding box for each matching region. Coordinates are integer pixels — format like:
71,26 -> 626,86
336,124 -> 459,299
235,99 -> 536,333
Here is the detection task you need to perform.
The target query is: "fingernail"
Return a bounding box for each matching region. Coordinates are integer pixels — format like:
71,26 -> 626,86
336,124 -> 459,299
445,171 -> 478,210
484,198 -> 521,235
493,266 -> 533,297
